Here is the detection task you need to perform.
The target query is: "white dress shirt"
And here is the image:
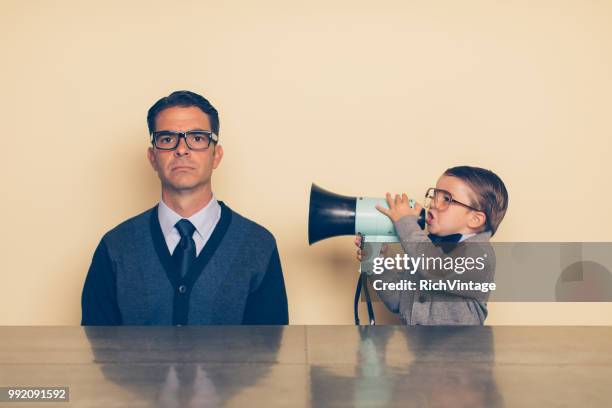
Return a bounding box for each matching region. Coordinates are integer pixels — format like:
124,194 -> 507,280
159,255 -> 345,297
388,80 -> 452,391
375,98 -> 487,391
157,195 -> 221,256
459,233 -> 476,242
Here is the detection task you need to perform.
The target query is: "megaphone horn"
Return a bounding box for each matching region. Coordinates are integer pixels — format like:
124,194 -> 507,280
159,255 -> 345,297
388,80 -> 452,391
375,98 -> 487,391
308,183 -> 426,245
308,184 -> 356,245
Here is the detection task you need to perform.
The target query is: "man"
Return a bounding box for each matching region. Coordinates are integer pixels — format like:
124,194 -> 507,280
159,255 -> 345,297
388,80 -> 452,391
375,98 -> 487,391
81,90 -> 288,325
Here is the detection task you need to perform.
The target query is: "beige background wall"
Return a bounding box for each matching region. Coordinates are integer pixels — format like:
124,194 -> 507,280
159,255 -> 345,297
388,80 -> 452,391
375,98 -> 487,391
1,0 -> 611,325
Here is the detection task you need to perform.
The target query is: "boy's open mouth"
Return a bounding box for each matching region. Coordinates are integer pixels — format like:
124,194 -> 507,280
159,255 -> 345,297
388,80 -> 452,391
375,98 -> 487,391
426,211 -> 434,225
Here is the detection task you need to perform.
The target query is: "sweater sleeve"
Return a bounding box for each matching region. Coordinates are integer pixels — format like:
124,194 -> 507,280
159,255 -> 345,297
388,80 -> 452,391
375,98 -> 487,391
242,246 -> 289,325
81,239 -> 123,325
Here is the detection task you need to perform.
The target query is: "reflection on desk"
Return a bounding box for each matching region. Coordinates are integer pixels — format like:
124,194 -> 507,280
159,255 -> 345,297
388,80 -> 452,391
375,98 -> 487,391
1,326 -> 612,407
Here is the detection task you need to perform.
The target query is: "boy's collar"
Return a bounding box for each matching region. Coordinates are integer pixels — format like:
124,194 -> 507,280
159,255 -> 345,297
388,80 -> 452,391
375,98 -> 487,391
459,233 -> 477,242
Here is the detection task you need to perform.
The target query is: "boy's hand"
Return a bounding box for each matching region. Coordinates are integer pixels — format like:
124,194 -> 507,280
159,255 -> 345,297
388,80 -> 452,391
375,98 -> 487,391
354,235 -> 388,261
376,193 -> 423,222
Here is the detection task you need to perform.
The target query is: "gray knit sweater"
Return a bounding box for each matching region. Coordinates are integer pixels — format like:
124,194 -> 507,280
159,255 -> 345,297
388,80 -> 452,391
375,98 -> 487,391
81,202 -> 288,325
370,215 -> 495,325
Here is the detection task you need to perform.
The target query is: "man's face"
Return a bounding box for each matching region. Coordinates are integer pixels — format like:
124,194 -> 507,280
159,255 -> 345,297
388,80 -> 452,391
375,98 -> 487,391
147,106 -> 223,194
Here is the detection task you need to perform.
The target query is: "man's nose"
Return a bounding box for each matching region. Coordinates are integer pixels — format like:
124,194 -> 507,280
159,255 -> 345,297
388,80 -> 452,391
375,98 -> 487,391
174,136 -> 190,156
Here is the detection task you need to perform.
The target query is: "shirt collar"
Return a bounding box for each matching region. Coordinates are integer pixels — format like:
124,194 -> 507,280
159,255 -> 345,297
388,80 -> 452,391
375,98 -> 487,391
459,233 -> 477,242
158,194 -> 220,240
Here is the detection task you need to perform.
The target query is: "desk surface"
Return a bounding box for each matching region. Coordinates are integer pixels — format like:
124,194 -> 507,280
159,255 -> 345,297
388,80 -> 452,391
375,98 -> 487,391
1,326 -> 611,407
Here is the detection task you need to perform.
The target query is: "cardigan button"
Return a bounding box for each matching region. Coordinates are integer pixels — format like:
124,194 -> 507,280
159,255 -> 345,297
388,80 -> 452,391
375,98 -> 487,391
418,295 -> 426,303
178,285 -> 187,294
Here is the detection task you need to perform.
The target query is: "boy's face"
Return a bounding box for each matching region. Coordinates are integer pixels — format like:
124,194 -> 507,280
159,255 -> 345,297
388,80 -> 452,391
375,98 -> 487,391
426,175 -> 485,236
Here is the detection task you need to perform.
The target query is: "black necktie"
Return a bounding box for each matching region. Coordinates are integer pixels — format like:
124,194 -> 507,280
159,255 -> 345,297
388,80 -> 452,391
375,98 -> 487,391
173,219 -> 196,278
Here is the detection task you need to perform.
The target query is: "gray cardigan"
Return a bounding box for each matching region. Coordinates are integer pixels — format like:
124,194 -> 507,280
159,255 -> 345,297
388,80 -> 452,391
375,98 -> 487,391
369,215 -> 495,325
81,202 -> 289,325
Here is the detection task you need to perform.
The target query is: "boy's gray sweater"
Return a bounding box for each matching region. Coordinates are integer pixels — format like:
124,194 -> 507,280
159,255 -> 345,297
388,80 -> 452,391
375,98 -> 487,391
371,215 -> 495,325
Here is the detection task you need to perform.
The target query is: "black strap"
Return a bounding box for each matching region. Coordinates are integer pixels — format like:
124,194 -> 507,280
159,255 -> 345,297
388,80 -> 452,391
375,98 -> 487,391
354,234 -> 376,326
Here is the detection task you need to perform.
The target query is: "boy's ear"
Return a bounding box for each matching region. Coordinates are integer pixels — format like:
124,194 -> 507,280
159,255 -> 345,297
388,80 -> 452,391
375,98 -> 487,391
468,211 -> 487,231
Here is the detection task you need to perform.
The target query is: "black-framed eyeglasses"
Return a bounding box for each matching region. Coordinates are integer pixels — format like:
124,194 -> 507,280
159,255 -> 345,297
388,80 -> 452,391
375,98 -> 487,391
424,187 -> 482,212
150,130 -> 219,151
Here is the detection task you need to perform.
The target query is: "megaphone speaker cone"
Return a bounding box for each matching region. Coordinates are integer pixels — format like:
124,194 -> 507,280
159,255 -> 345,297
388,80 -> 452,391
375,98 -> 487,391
308,184 -> 357,245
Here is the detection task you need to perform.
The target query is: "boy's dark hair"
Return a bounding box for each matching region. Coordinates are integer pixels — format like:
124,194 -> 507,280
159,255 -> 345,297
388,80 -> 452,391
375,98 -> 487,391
146,90 -> 220,135
444,166 -> 509,236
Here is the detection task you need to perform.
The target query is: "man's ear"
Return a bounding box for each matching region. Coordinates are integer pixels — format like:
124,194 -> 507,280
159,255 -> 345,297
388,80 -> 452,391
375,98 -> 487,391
147,147 -> 158,171
468,211 -> 487,231
212,144 -> 223,169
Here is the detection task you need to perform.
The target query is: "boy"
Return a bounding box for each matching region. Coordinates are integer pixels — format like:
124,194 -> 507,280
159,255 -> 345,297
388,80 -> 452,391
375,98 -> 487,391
355,166 -> 508,325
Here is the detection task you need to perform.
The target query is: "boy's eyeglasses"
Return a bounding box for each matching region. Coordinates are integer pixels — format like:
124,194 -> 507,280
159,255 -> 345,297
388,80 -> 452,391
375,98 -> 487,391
424,188 -> 482,212
150,130 -> 218,151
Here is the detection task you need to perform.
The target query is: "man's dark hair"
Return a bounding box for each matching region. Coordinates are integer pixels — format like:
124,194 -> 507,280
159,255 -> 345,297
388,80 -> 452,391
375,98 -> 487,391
146,90 -> 220,135
443,166 -> 509,236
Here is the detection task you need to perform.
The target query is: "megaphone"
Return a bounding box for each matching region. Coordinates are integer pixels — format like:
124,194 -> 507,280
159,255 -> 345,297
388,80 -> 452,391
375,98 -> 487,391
308,183 -> 427,326
308,183 -> 426,245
